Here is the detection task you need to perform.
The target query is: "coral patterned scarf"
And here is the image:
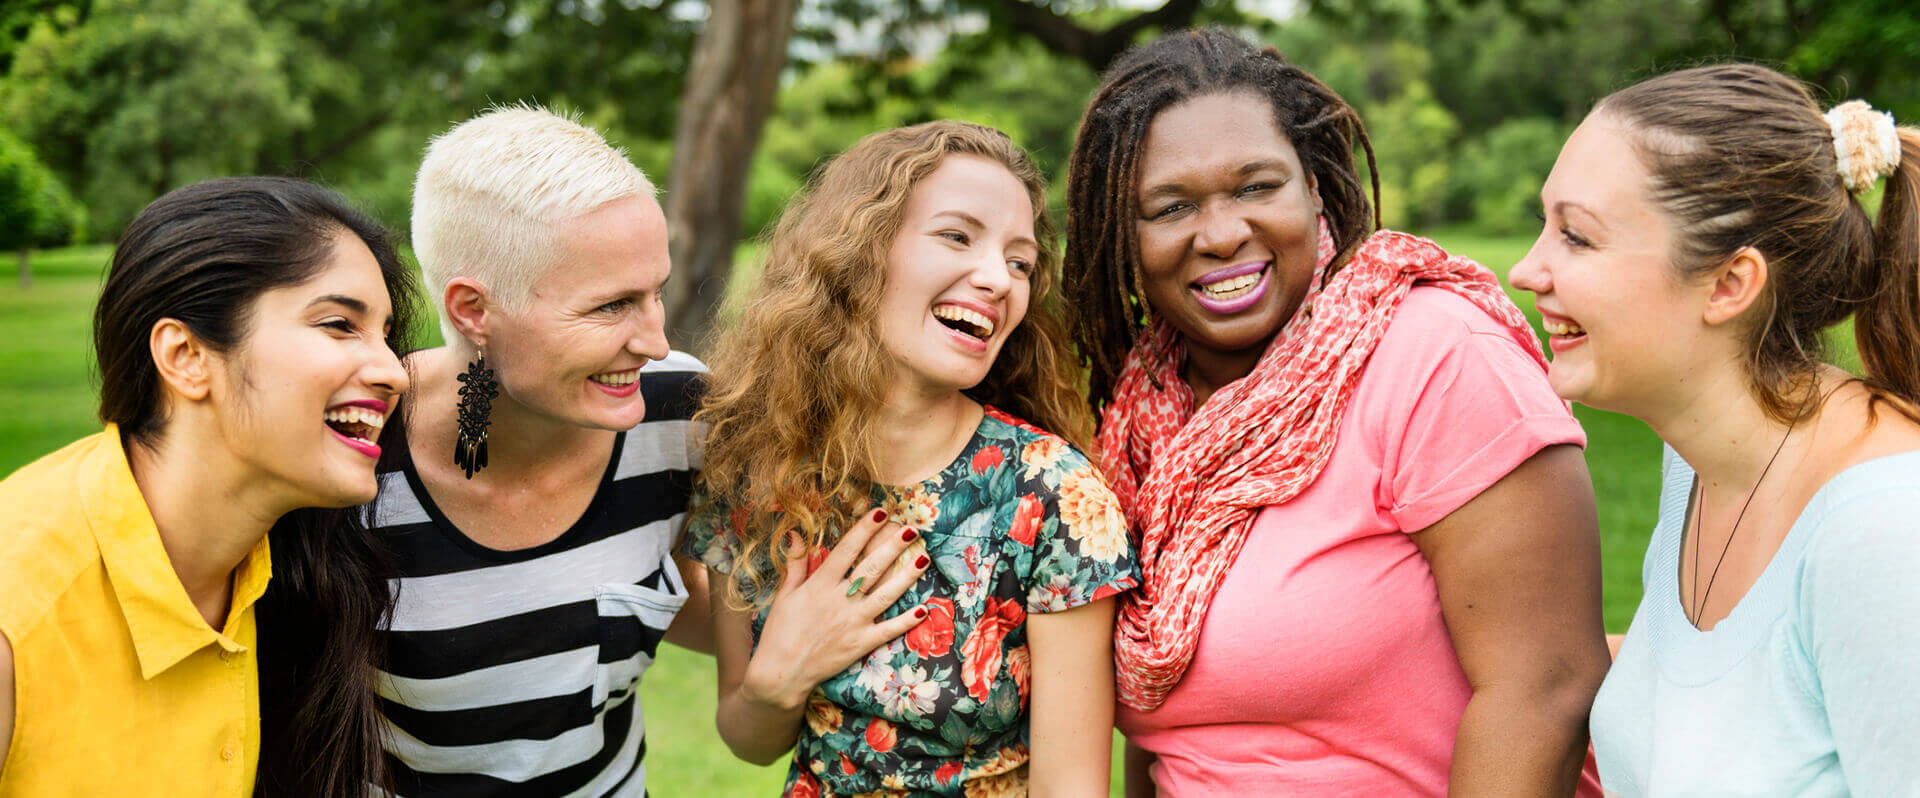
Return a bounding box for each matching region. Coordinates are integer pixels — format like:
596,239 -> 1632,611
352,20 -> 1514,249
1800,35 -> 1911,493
1099,221 -> 1547,711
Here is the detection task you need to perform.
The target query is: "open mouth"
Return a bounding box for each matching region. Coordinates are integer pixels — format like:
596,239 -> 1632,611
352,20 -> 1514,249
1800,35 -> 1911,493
1197,269 -> 1264,301
933,305 -> 995,342
324,404 -> 385,446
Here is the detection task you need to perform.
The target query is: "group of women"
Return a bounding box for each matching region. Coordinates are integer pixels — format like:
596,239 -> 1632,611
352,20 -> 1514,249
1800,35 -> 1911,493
2,25 -> 1917,798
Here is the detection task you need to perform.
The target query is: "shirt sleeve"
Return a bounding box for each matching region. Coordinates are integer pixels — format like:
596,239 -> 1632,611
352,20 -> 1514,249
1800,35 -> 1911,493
1022,444 -> 1141,614
1372,290 -> 1587,533
1796,488 -> 1920,793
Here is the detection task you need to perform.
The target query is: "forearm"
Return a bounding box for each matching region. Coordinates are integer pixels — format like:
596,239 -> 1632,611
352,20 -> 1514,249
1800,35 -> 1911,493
714,668 -> 808,766
1448,681 -> 1596,796
1123,739 -> 1157,798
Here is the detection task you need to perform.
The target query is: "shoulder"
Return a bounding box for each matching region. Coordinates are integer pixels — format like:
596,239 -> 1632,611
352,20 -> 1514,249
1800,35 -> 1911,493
1377,286 -> 1530,360
0,434 -> 114,639
1800,453 -> 1920,577
979,406 -> 1098,479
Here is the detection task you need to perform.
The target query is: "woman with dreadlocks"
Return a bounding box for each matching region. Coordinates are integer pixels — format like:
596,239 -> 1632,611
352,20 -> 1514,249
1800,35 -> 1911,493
1064,29 -> 1608,796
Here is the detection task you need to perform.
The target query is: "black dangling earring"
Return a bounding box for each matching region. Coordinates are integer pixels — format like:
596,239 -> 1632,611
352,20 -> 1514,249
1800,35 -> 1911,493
454,351 -> 499,479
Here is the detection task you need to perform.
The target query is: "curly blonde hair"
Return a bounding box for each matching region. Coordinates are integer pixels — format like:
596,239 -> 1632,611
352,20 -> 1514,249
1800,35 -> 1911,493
698,121 -> 1090,606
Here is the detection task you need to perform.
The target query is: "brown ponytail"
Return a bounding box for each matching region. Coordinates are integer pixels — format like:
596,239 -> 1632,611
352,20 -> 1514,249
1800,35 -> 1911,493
1855,129 -> 1920,412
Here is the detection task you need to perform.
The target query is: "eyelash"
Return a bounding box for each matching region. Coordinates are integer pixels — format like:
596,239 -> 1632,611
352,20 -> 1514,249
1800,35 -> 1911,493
597,299 -> 630,313
321,319 -> 356,334
1535,212 -> 1593,250
1148,182 -> 1281,220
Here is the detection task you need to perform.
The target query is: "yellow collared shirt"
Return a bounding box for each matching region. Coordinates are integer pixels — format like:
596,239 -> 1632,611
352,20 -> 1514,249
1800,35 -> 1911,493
0,425 -> 270,797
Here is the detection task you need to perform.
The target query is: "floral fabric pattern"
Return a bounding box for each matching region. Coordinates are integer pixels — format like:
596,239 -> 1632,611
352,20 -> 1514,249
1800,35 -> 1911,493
685,406 -> 1140,797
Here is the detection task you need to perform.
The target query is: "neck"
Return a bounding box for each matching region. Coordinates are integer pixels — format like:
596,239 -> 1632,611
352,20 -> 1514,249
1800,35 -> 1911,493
1182,341 -> 1268,409
125,426 -> 281,630
410,347 -> 614,483
871,383 -> 981,486
1640,360 -> 1802,492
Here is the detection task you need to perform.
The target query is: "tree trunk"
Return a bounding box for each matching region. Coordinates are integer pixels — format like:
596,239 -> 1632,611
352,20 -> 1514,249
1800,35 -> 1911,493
17,248 -> 30,289
663,0 -> 799,355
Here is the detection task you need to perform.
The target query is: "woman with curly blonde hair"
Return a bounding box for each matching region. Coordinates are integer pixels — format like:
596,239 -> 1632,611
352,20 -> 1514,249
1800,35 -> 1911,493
686,120 -> 1139,797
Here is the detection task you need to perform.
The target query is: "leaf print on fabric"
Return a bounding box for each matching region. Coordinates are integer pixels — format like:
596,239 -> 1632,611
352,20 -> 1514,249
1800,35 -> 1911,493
1058,469 -> 1130,563
961,597 -> 1026,701
906,597 -> 956,659
1007,494 -> 1043,547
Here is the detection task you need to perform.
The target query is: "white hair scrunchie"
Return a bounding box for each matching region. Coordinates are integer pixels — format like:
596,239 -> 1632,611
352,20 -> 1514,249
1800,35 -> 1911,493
1825,100 -> 1901,193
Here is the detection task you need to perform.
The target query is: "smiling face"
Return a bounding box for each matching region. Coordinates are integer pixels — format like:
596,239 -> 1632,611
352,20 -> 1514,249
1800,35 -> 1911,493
484,194 -> 672,430
875,154 -> 1038,395
1509,110 -> 1710,414
218,229 -> 409,507
1134,90 -> 1323,368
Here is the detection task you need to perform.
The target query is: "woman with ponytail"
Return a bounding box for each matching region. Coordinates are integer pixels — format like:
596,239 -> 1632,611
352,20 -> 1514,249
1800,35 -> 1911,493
1512,63 -> 1920,794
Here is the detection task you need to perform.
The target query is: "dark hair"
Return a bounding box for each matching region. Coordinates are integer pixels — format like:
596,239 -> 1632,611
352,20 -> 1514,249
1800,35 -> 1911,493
1064,27 -> 1381,410
1599,64 -> 1920,422
93,176 -> 417,796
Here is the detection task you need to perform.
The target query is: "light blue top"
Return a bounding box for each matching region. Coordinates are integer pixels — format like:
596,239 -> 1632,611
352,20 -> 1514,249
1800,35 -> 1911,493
1591,445 -> 1920,796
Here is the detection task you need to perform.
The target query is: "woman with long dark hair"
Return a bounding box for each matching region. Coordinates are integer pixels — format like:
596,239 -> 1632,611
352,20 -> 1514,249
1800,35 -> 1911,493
1514,63 -> 1920,794
0,176 -> 416,797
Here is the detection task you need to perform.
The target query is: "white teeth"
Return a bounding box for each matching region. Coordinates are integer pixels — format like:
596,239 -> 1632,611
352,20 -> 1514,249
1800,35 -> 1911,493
1543,319 -> 1587,336
1199,272 -> 1260,300
590,369 -> 639,386
323,406 -> 386,432
933,306 -> 995,338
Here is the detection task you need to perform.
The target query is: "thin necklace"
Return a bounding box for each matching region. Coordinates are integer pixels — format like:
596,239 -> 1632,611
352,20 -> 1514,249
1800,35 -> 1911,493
1689,421 -> 1797,624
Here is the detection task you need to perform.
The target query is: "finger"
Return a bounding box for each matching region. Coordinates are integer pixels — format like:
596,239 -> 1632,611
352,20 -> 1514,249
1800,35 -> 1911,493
844,523 -> 919,598
867,602 -> 933,648
776,531 -> 809,596
859,538 -> 929,612
818,505 -> 889,582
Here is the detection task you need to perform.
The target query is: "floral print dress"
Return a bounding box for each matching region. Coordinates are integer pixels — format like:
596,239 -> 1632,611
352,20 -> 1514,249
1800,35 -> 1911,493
685,406 -> 1141,797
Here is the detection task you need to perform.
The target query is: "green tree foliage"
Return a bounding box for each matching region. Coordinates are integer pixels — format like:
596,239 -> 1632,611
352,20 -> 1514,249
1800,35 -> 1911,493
0,126 -> 84,285
2,0 -> 303,233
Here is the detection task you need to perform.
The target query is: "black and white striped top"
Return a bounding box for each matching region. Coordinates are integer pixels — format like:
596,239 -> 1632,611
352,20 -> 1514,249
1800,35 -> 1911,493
371,352 -> 705,797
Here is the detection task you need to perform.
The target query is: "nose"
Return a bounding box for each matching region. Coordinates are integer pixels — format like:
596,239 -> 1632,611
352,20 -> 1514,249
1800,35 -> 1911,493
1193,201 -> 1252,259
626,298 -> 671,361
368,339 -> 411,398
1509,235 -> 1551,295
967,247 -> 1014,298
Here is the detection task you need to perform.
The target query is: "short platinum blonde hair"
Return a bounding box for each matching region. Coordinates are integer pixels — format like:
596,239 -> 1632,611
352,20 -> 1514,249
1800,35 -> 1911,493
412,103 -> 656,344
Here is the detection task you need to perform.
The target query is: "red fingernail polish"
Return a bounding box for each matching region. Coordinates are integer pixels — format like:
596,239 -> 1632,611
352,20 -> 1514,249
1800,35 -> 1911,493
901,527 -> 918,542
872,509 -> 887,523
914,555 -> 929,569
913,607 -> 928,619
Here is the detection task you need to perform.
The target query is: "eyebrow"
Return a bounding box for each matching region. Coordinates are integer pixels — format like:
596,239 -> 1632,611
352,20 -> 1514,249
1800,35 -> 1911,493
309,294 -> 369,314
932,210 -> 1038,252
1141,160 -> 1293,200
1550,201 -> 1610,233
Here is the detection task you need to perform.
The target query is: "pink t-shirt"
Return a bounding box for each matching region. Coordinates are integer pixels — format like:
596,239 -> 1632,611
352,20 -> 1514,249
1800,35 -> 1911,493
1115,287 -> 1600,796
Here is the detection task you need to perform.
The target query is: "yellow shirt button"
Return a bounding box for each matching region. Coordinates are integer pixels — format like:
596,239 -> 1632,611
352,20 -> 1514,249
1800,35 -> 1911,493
220,744 -> 236,762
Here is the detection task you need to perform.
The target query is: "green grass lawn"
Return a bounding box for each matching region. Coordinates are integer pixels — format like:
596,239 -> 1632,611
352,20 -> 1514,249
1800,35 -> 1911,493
2,235 -> 1662,793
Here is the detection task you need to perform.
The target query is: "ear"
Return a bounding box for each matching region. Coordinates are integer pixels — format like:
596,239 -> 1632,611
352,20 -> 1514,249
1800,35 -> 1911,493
1307,171 -> 1324,216
149,318 -> 214,402
1702,246 -> 1769,327
444,276 -> 492,348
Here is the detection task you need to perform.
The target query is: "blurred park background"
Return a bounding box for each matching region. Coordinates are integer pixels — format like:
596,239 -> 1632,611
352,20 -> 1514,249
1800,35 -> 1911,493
2,0 -> 1916,792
